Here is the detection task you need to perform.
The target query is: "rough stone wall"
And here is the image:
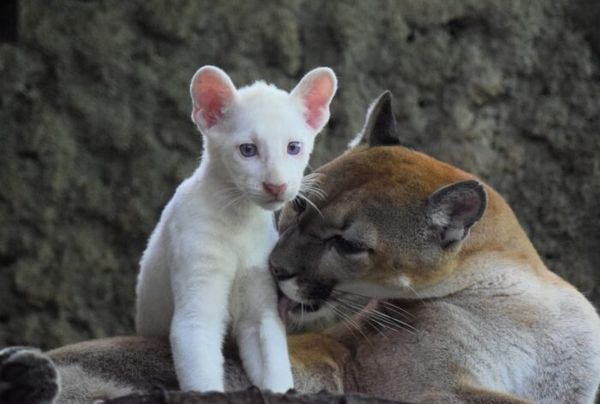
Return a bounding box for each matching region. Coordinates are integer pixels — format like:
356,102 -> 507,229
0,0 -> 598,349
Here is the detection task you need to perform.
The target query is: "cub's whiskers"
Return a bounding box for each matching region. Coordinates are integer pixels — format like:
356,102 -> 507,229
297,173 -> 327,217
301,173 -> 327,200
296,193 -> 323,217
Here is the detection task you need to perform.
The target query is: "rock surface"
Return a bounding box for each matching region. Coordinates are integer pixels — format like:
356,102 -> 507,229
1,0 -> 599,348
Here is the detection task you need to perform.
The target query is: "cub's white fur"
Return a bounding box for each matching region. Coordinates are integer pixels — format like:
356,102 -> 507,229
135,66 -> 337,392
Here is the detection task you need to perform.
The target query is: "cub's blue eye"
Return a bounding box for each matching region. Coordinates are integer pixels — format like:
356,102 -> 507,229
239,143 -> 258,157
287,141 -> 302,155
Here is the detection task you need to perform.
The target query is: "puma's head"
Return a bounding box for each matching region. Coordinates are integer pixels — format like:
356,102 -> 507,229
271,91 -> 532,328
190,66 -> 337,211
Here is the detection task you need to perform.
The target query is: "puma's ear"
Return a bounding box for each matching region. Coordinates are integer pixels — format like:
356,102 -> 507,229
351,91 -> 400,148
291,67 -> 337,132
190,66 -> 236,132
427,180 -> 487,249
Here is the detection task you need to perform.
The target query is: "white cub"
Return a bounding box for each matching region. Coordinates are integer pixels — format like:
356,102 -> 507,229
135,66 -> 337,393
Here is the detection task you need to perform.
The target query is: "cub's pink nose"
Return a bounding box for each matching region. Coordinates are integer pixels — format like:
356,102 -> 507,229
263,182 -> 287,197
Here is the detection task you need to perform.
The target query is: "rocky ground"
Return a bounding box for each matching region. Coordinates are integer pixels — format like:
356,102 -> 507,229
104,389 -> 404,404
1,0 -> 599,348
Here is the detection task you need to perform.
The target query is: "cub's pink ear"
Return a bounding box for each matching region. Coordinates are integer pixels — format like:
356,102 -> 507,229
291,67 -> 337,132
190,66 -> 236,131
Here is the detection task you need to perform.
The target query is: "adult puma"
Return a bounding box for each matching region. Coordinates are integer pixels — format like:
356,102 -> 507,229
1,92 -> 599,404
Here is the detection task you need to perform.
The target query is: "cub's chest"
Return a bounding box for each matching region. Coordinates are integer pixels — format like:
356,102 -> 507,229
228,215 -> 278,266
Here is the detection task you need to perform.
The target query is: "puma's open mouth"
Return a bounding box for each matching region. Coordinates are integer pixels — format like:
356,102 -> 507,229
277,291 -> 323,324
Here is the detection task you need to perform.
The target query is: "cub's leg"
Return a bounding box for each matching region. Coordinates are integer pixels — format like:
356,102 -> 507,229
235,314 -> 293,393
257,313 -> 293,392
232,269 -> 293,393
234,319 -> 264,387
0,347 -> 59,404
170,269 -> 233,392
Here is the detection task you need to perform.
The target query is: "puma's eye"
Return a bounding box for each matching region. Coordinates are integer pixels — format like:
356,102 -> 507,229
239,143 -> 258,157
292,196 -> 306,213
287,141 -> 302,155
330,236 -> 369,255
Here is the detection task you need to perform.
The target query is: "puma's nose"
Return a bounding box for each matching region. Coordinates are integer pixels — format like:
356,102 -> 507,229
263,182 -> 287,197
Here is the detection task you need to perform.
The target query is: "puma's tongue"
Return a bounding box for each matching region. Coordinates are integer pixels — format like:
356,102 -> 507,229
277,295 -> 293,324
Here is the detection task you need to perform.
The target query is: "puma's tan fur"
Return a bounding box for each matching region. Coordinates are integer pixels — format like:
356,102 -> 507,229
30,92 -> 600,403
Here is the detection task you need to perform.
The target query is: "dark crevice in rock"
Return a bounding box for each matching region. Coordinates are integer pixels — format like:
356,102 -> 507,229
0,254 -> 18,267
17,151 -> 39,160
445,17 -> 471,38
0,0 -> 18,43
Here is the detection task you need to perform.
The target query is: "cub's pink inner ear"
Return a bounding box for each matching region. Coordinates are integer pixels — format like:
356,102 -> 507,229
292,68 -> 337,131
304,75 -> 335,129
190,67 -> 236,130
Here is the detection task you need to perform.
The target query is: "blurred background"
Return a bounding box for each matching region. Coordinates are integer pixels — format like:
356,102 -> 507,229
0,0 -> 599,349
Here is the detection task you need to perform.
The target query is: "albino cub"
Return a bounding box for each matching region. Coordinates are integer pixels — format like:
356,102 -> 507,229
135,65 -> 337,393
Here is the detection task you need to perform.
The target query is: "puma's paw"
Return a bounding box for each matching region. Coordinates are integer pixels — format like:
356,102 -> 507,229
0,346 -> 59,404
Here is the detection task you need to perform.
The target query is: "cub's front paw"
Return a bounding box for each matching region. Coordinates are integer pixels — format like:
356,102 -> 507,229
262,368 -> 294,394
0,346 -> 59,404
